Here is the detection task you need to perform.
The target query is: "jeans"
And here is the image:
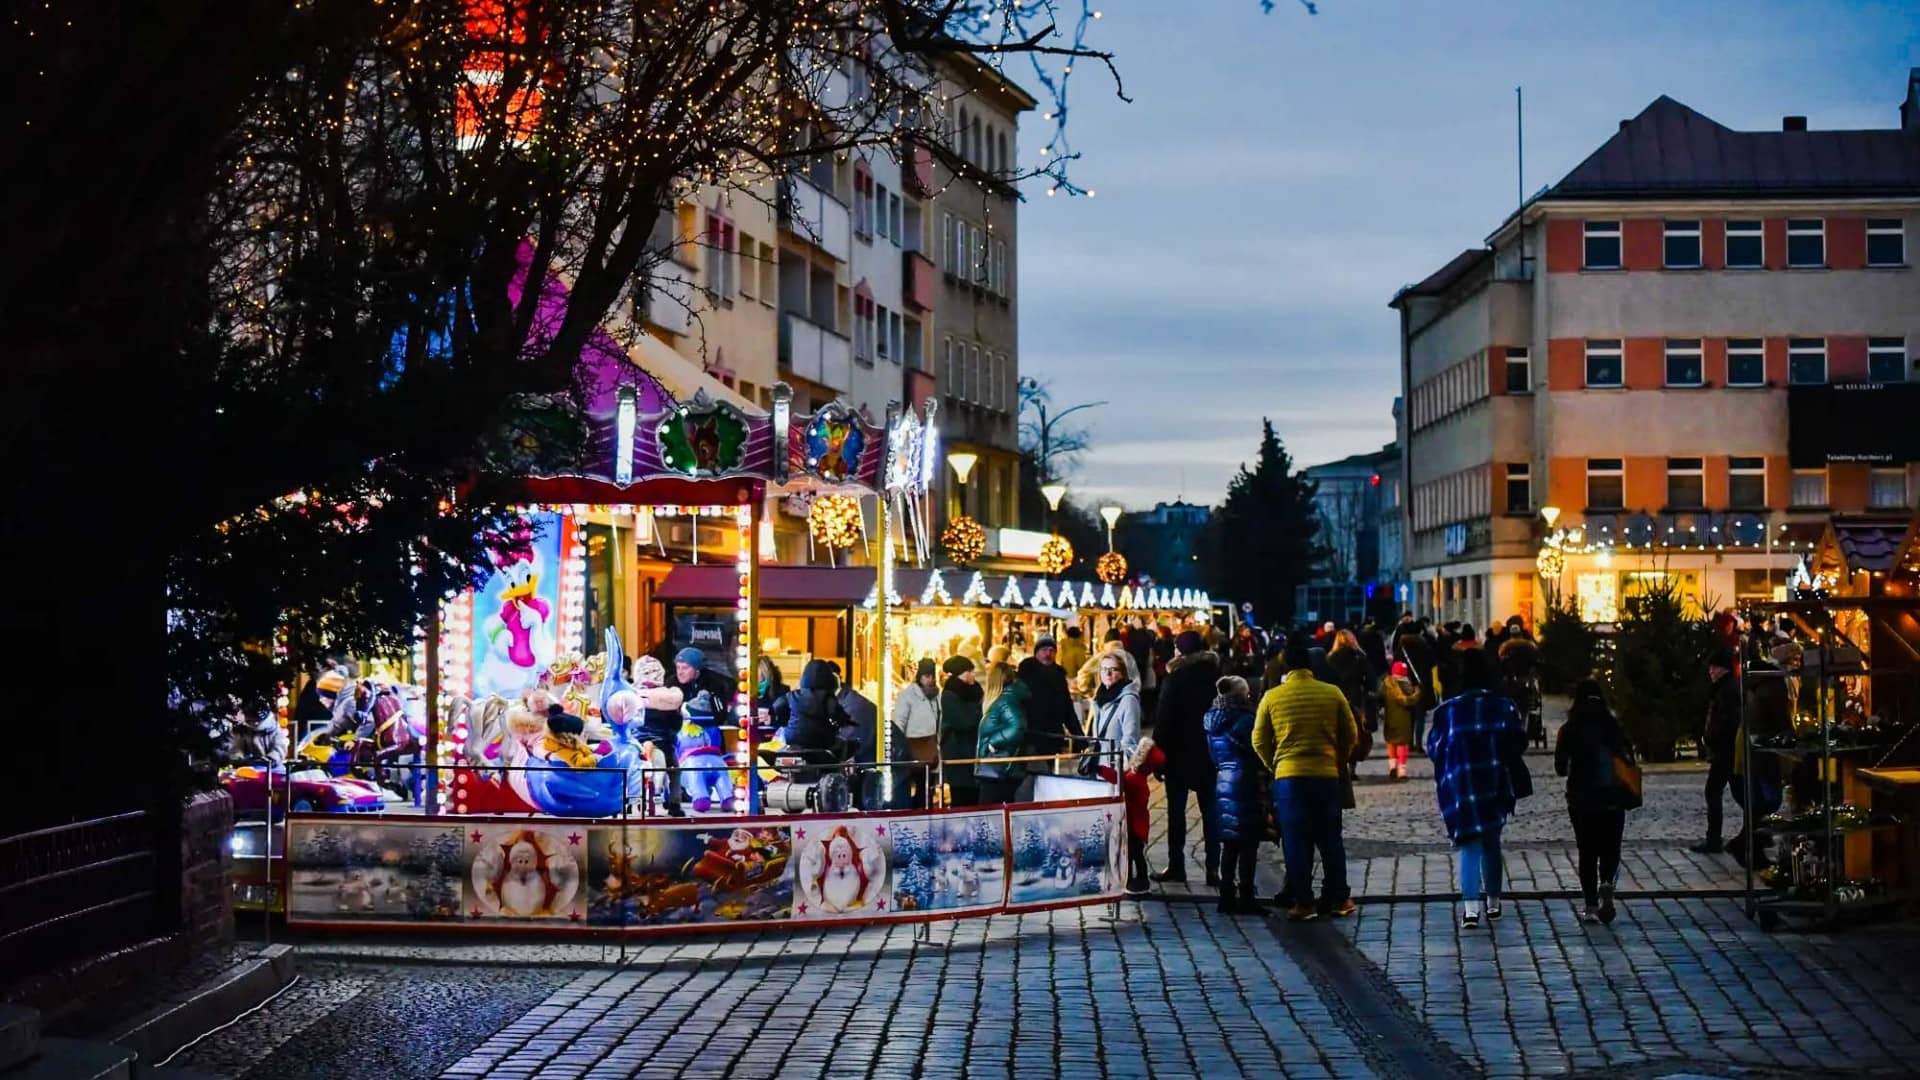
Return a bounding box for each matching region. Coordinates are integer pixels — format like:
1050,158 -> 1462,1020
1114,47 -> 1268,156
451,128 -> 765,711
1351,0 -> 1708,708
1568,808 -> 1624,906
1273,776 -> 1348,906
1704,757 -> 1733,844
1456,825 -> 1504,903
1219,840 -> 1260,899
1163,775 -> 1219,876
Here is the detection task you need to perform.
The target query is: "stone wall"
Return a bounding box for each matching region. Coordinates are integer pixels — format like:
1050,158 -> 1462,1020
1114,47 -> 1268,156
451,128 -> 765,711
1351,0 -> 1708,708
178,790 -> 234,952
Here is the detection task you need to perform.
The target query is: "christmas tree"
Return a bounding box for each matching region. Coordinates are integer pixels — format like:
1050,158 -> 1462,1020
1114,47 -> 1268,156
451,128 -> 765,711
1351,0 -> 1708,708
404,834 -> 432,872
411,864 -> 458,919
1016,823 -> 1046,873
970,817 -> 1000,861
430,830 -> 465,874
897,856 -> 935,911
302,828 -> 344,868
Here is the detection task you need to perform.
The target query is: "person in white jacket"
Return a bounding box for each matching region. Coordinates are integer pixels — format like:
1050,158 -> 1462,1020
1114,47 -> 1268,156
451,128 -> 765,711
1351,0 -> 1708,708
891,658 -> 943,808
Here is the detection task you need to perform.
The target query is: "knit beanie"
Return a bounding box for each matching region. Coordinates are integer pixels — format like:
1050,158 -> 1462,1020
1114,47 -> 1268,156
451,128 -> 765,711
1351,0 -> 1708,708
675,646 -> 707,670
942,655 -> 975,676
1175,630 -> 1204,655
915,657 -> 937,681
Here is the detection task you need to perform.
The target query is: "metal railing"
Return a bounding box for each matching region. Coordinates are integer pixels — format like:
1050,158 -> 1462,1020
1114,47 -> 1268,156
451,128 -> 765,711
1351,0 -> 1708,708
0,812 -> 160,983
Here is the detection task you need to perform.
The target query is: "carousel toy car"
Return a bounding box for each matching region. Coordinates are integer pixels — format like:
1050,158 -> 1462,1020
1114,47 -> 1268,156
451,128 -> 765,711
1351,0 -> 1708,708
222,764 -> 389,816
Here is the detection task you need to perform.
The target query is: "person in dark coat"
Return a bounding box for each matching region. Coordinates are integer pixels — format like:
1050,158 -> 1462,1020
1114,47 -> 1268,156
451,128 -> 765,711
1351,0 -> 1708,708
938,656 -> 984,807
1205,675 -> 1263,914
1016,636 -> 1078,769
1152,631 -> 1222,884
1693,647 -> 1741,854
671,646 -> 735,709
1124,622 -> 1157,708
775,659 -> 850,754
1554,679 -> 1636,924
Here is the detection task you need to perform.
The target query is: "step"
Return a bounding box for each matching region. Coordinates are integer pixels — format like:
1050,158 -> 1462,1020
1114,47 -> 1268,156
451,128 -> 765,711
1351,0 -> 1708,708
0,1006 -> 39,1073
104,945 -> 296,1073
2,1038 -> 133,1080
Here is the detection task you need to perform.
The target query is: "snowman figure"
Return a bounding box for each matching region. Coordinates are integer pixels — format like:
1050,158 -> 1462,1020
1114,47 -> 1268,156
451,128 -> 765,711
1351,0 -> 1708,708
497,839 -> 549,916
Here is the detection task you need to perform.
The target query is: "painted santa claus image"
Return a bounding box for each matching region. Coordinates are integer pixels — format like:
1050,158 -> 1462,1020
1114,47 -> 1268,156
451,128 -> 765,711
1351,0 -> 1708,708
792,823 -> 890,918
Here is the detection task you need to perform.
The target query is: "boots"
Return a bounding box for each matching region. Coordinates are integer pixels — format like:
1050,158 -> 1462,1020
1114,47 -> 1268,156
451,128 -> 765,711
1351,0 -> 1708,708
1125,836 -> 1150,896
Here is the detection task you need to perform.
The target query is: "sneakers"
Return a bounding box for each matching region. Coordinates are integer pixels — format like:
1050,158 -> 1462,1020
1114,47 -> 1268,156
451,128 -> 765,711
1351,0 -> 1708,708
1149,868 -> 1187,884
1579,907 -> 1603,924
1286,903 -> 1319,922
1328,898 -> 1357,919
1461,911 -> 1480,929
1597,884 -> 1616,925
1485,897 -> 1503,921
1688,838 -> 1723,855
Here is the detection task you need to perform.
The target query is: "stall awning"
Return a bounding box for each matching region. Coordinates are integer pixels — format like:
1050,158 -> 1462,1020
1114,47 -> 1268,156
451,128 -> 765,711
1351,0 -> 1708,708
657,565 -> 876,606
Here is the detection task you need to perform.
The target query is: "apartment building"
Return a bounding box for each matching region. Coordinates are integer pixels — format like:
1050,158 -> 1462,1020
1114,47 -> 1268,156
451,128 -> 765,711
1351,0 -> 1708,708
1297,443 -> 1405,624
1392,70 -> 1920,628
928,54 -> 1034,533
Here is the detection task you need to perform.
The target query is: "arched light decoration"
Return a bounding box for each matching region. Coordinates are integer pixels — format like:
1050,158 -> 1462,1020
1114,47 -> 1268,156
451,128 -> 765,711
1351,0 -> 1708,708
961,571 -> 992,606
1081,581 -> 1098,607
1058,581 -> 1079,610
922,568 -> 953,605
1030,579 -> 1055,608
999,576 -> 1025,606
1116,584 -> 1133,609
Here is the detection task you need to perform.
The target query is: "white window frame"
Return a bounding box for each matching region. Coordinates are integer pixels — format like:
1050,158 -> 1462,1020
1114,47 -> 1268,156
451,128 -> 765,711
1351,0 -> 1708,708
1870,468 -> 1908,510
1726,338 -> 1766,387
1664,338 -> 1704,387
1584,339 -> 1624,388
1788,338 -> 1827,385
1867,218 -> 1906,267
1728,456 -> 1767,509
1505,347 -> 1531,393
889,193 -> 903,247
969,344 -> 983,404
1587,458 -> 1625,510
889,311 -> 903,367
1791,468 -> 1828,509
1583,220 -> 1622,270
1725,220 -> 1765,269
1666,456 -> 1705,510
1786,218 -> 1825,268
1663,219 -> 1702,269
1505,463 -> 1531,515
1869,337 -> 1907,382
941,214 -> 954,273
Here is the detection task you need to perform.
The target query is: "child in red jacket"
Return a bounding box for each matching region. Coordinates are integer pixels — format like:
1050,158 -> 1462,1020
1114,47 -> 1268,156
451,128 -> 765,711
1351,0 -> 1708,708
1122,737 -> 1163,895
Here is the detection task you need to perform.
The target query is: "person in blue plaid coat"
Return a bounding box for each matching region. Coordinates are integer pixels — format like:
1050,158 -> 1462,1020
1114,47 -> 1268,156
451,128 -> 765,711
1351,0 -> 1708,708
1425,648 -> 1528,929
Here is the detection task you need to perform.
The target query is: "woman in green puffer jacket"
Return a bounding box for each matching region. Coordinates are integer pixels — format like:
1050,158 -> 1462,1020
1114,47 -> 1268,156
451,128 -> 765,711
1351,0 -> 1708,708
976,679 -> 1032,805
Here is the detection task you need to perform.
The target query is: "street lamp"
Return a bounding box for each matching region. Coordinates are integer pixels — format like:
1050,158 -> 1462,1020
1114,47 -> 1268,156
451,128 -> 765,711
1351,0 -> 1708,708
947,451 -> 979,485
1099,505 -> 1122,550
1539,505 -> 1561,530
1041,482 -> 1069,512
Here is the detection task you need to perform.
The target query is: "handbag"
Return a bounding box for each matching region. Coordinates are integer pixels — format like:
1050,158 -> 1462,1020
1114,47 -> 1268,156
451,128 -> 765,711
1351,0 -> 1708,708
1611,751 -> 1644,810
1509,752 -> 1534,800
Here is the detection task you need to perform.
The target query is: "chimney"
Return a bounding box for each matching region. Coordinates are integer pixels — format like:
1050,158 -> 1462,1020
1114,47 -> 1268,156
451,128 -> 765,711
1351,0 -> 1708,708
1782,115 -> 1808,132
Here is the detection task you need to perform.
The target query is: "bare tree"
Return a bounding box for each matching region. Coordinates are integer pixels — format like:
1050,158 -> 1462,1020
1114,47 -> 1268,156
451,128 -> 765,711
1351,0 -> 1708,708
1017,375 -> 1105,483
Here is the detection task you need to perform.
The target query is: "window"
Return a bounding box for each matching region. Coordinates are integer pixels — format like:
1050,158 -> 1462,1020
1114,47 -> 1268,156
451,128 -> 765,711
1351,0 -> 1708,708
757,242 -> 776,302
1867,219 -> 1906,267
969,344 -> 982,404
970,225 -> 987,284
888,312 -> 903,366
998,131 -> 1009,176
1869,337 -> 1908,382
703,215 -> 735,299
1666,457 -> 1704,509
1791,468 -> 1827,508
675,203 -> 700,267
1870,468 -> 1909,509
1664,338 -> 1704,386
941,214 -> 954,272
1788,338 -> 1826,385
1583,221 -> 1621,270
1504,463 -> 1531,515
1726,338 -> 1766,387
873,183 -> 890,242
853,171 -> 874,240
1587,458 -> 1625,510
1585,339 -> 1623,387
942,336 -> 954,391
1725,220 -> 1764,269
1729,456 -> 1767,508
991,238 -> 1007,295
875,304 -> 890,360
1786,219 -> 1824,268
854,296 -> 874,363
1504,347 -> 1531,393
889,194 -> 902,247
1664,220 -> 1701,268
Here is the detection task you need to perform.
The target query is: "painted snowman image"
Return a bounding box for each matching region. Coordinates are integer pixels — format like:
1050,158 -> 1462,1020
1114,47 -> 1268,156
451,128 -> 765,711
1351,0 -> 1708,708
477,532 -> 556,698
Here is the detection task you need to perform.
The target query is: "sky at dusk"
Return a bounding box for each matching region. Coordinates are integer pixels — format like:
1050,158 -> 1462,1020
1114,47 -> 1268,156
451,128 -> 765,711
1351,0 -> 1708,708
1015,0 -> 1920,510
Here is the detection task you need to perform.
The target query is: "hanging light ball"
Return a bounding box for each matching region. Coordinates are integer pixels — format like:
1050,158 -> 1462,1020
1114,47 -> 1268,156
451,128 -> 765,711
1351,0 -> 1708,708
808,494 -> 861,549
1096,551 -> 1128,585
1037,535 -> 1074,575
941,515 -> 986,566
1535,546 -> 1565,578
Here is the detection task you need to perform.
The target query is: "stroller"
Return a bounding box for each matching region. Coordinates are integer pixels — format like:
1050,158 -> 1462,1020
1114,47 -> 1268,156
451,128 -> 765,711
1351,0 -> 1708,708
1506,670 -> 1546,748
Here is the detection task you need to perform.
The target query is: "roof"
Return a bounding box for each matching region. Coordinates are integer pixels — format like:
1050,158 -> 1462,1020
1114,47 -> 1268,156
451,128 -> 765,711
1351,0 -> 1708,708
1826,515 -> 1918,573
1390,248 -> 1491,307
1547,95 -> 1920,200
656,565 -> 874,606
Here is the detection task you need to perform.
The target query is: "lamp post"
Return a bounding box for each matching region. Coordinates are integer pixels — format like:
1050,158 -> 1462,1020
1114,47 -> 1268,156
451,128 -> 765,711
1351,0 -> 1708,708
1099,504 -> 1122,550
947,450 -> 978,524
1537,505 -> 1565,609
1041,482 -> 1068,512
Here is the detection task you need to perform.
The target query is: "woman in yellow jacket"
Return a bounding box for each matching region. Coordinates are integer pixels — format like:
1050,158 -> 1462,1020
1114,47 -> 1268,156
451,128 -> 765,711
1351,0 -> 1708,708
1380,661 -> 1421,781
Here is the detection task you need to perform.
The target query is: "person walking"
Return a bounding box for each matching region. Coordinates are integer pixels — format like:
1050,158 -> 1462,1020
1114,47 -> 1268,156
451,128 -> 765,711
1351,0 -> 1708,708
1380,660 -> 1420,780
1253,639 -> 1359,920
1152,630 -> 1223,885
975,677 -> 1032,805
1554,679 -> 1635,924
1205,675 -> 1265,914
1426,648 -> 1528,929
939,656 -> 984,808
1693,647 -> 1741,854
890,658 -> 942,809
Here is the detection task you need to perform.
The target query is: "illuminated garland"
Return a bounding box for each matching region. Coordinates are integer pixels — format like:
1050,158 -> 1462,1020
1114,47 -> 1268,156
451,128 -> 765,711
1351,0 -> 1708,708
941,515 -> 986,565
808,494 -> 861,549
1037,535 -> 1073,575
1096,551 -> 1128,584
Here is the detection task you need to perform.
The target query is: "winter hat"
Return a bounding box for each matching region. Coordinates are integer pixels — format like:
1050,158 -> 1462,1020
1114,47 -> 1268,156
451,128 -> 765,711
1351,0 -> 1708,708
1103,627 -> 1123,644
915,657 -> 937,681
1390,660 -> 1410,678
1175,630 -> 1204,655
634,655 -> 666,688
1034,634 -> 1058,651
942,655 -> 975,676
1214,675 -> 1250,702
675,646 -> 707,670
546,709 -> 585,736
1065,627 -> 1083,639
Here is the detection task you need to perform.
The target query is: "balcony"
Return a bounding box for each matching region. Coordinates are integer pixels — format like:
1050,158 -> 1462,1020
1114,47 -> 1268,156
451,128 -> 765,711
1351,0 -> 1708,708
776,175 -> 850,264
904,251 -> 938,312
903,140 -> 937,198
779,311 -> 852,394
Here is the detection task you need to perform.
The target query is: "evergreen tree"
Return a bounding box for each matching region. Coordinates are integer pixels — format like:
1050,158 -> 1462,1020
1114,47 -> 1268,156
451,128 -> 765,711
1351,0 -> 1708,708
1016,823 -> 1046,873
1210,419 -> 1328,623
897,856 -> 935,910
970,817 -> 1000,862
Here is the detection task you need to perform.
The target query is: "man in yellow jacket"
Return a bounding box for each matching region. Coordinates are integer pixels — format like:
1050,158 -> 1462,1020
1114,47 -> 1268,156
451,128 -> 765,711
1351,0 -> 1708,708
1253,638 -> 1358,920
